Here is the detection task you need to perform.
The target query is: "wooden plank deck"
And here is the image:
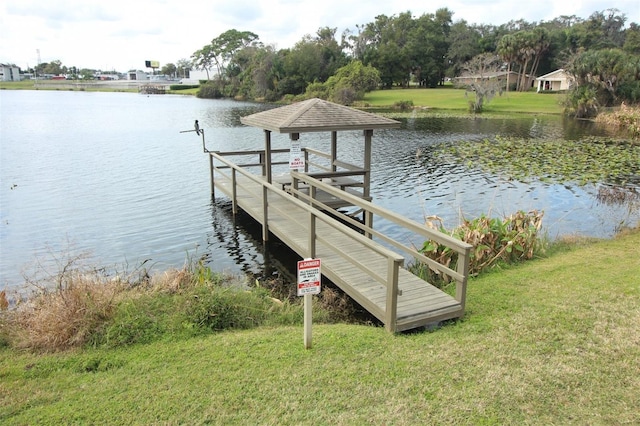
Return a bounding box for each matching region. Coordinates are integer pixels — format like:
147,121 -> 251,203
213,171 -> 466,332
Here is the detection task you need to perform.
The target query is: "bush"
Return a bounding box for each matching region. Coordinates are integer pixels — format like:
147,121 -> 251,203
393,100 -> 414,110
197,81 -> 224,99
411,210 -> 544,286
170,84 -> 199,91
0,256 -> 306,351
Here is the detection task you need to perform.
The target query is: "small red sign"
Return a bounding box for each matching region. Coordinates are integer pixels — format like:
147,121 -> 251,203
297,259 -> 321,296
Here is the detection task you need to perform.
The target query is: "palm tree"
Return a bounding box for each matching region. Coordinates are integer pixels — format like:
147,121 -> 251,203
515,31 -> 536,91
497,34 -> 518,91
528,27 -> 551,87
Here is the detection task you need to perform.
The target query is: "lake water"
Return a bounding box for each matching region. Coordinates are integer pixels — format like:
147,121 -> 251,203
1,90 -> 636,289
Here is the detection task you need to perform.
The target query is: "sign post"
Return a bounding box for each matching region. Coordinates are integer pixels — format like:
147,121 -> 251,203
297,258 -> 321,349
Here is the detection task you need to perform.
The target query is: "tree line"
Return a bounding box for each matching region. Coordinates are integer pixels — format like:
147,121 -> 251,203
189,8 -> 639,117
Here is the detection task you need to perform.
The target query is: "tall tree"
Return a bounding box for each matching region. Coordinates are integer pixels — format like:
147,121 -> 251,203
176,58 -> 191,78
446,20 -> 482,78
497,34 -> 518,91
459,53 -> 504,113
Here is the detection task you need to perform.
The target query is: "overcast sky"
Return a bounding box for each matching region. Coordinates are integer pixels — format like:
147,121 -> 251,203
1,0 -> 639,72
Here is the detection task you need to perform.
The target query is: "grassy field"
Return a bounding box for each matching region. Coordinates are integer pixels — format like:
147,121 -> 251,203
3,80 -> 565,114
363,86 -> 565,114
2,229 -> 638,424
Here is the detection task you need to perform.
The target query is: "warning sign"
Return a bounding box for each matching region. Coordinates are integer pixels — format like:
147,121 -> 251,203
290,141 -> 305,170
297,258 -> 321,296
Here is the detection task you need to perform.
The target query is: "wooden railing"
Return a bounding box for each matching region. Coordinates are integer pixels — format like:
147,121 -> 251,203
209,150 -> 406,329
289,171 -> 472,310
207,148 -> 472,330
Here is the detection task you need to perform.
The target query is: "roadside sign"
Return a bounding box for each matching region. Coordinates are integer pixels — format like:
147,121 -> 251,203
297,258 -> 321,296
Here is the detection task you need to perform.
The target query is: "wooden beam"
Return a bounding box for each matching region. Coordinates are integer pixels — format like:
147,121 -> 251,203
264,130 -> 272,183
331,131 -> 337,172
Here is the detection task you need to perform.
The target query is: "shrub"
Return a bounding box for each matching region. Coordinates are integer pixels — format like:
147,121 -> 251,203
595,103 -> 640,138
411,210 -> 544,286
2,272 -> 122,351
197,81 -> 224,99
393,100 -> 414,110
170,84 -> 199,91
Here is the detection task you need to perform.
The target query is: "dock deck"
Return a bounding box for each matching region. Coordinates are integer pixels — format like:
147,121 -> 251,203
209,150 -> 472,332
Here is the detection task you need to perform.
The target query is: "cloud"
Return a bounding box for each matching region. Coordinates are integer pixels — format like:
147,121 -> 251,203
1,0 -> 638,71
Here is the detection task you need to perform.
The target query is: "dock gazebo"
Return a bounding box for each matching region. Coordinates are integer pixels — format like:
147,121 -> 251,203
239,97 -> 401,205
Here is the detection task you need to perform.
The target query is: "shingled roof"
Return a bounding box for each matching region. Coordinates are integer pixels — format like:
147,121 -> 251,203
240,98 -> 401,134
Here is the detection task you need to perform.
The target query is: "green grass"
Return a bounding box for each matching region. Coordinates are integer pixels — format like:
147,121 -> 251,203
2,229 -> 638,424
363,86 -> 564,114
0,80 -> 37,90
0,80 -> 138,93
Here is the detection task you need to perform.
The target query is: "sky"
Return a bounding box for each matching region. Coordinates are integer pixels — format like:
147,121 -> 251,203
1,0 -> 639,73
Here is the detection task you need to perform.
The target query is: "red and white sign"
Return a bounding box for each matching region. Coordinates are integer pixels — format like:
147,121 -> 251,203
297,258 -> 321,296
289,141 -> 305,170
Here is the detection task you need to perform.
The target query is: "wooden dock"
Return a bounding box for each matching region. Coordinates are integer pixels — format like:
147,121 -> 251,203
208,150 -> 472,332
188,98 -> 471,332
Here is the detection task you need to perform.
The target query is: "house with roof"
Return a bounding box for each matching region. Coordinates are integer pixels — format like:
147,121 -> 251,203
0,64 -> 21,81
536,69 -> 574,92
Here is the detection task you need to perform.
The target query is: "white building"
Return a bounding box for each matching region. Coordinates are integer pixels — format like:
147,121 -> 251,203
0,64 -> 21,81
127,70 -> 148,81
536,69 -> 574,92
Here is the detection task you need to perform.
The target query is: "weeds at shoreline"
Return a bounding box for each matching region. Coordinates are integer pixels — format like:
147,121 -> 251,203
0,249 -> 371,352
410,210 -> 545,287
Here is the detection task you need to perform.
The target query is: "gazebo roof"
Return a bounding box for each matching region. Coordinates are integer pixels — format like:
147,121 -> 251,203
240,98 -> 401,134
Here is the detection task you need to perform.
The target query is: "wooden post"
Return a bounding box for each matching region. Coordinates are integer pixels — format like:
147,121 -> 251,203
363,129 -> 373,199
308,202 -> 316,259
304,293 -> 313,349
264,130 -> 272,183
262,185 -> 269,242
456,246 -> 471,310
209,154 -> 215,198
364,129 -> 373,238
331,131 -> 337,172
231,168 -> 237,215
385,257 -> 401,333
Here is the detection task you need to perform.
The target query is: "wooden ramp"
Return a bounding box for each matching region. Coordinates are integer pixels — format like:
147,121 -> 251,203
209,152 -> 472,332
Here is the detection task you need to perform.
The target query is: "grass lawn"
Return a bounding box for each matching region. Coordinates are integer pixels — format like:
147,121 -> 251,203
364,86 -> 565,115
1,229 -> 638,424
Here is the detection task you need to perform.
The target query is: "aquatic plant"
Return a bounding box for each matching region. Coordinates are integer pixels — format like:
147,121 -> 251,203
411,210 -> 544,287
438,136 -> 640,187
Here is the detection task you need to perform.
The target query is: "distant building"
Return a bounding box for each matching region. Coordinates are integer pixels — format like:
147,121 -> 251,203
127,70 -> 148,81
0,63 -> 21,81
180,69 -> 209,84
535,69 -> 574,92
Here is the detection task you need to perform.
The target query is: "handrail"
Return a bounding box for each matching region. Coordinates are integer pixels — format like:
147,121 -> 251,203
210,151 -> 404,267
207,150 -> 471,329
291,171 -> 471,254
290,170 -> 472,305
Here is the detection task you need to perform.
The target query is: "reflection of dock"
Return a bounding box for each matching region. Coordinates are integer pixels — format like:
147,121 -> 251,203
201,99 -> 472,332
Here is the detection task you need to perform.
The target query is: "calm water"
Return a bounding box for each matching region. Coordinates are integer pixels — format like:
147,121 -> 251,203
0,90 -> 636,289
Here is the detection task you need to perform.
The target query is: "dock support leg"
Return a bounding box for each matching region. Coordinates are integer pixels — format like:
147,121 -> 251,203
209,154 -> 215,198
261,186 -> 269,242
